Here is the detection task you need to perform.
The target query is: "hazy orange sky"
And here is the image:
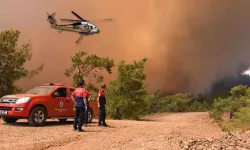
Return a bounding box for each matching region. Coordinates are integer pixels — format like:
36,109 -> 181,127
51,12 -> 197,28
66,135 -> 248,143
1,0 -> 250,94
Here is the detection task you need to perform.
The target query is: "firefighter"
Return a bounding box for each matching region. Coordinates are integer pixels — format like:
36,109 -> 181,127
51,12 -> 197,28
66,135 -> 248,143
97,84 -> 108,127
84,89 -> 92,126
71,80 -> 88,132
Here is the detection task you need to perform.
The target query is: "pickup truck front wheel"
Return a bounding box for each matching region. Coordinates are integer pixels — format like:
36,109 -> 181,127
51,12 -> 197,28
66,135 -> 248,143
28,106 -> 47,126
1,117 -> 18,123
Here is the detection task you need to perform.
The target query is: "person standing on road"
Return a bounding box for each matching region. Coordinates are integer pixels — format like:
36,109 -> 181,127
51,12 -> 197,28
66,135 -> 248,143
97,84 -> 108,127
84,89 -> 92,126
71,80 -> 88,132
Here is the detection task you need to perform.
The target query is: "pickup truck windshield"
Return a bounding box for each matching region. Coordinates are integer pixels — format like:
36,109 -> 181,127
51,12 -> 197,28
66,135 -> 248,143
24,86 -> 55,95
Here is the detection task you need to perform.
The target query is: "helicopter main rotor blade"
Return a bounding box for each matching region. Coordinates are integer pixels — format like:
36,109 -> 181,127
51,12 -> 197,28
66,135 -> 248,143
87,18 -> 113,22
60,19 -> 82,22
56,22 -> 82,26
46,12 -> 55,17
71,11 -> 87,21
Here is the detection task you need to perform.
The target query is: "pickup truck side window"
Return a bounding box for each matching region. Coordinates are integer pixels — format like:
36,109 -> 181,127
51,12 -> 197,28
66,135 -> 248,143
53,88 -> 67,98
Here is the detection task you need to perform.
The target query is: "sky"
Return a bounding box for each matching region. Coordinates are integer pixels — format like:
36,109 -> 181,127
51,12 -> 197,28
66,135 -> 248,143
1,0 -> 250,94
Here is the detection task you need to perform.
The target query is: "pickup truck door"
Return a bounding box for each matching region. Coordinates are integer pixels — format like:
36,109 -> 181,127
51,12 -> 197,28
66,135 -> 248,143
52,87 -> 74,117
69,88 -> 76,116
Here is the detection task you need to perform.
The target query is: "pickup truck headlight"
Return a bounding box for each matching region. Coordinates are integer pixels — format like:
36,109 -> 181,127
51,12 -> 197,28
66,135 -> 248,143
16,97 -> 30,104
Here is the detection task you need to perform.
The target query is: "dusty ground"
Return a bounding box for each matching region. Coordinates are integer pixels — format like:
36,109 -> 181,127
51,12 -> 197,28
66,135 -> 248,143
0,112 -> 226,150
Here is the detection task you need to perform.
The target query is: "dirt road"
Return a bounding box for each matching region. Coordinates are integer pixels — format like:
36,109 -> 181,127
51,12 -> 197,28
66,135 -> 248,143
0,112 -> 225,150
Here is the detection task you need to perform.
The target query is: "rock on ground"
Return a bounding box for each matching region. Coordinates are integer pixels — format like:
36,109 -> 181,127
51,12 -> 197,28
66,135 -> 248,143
180,132 -> 250,150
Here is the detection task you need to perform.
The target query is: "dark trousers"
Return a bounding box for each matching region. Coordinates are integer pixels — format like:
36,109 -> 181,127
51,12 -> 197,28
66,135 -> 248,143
98,105 -> 106,125
74,106 -> 85,129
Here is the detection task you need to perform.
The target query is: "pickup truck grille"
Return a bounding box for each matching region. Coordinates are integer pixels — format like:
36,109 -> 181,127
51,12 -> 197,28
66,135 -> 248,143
0,106 -> 13,111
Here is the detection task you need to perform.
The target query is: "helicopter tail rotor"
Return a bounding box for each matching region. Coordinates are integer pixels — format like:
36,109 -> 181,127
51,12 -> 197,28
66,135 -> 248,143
47,12 -> 57,25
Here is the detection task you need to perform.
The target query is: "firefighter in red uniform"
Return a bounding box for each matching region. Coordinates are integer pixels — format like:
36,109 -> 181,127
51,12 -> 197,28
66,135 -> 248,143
84,89 -> 92,126
97,84 -> 108,127
71,80 -> 88,132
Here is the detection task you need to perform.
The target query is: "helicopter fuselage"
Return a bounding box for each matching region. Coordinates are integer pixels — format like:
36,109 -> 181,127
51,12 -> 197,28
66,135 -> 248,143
80,22 -> 99,33
51,22 -> 100,35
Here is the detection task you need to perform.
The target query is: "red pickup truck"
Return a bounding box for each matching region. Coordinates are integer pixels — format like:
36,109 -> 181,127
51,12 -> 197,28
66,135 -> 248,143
0,83 -> 98,126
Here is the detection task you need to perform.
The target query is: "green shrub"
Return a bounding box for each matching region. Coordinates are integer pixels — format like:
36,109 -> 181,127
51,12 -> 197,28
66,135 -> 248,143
209,97 -> 231,120
234,106 -> 250,131
143,89 -> 161,114
189,100 -> 209,112
106,58 -> 148,120
209,85 -> 250,132
148,93 -> 209,113
220,123 -> 236,132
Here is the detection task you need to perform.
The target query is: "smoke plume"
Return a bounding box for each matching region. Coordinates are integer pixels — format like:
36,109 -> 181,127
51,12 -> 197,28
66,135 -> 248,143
146,0 -> 250,94
1,0 -> 250,94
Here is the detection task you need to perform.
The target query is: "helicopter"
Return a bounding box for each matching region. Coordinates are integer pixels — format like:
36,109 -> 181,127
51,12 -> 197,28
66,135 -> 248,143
46,11 -> 112,43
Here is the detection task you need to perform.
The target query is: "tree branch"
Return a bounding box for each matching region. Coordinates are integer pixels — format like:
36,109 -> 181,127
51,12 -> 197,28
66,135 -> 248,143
76,63 -> 81,77
82,66 -> 95,76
